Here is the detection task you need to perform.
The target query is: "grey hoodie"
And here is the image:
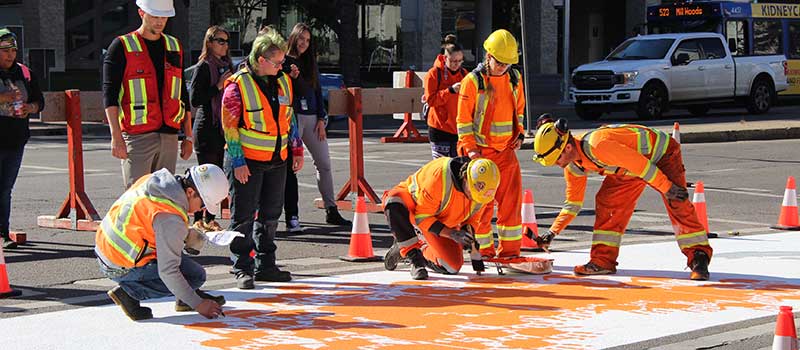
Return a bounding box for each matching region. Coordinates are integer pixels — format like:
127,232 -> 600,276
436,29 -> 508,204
143,169 -> 204,308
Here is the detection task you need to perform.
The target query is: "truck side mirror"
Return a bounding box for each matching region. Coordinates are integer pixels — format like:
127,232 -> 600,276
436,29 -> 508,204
673,53 -> 691,66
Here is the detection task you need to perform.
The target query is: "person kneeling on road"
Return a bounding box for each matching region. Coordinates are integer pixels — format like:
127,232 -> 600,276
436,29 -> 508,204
383,156 -> 499,280
95,164 -> 228,321
531,115 -> 712,281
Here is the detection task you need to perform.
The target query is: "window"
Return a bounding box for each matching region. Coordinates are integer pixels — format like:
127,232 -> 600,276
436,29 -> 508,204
103,4 -> 129,36
673,39 -> 702,63
753,20 -> 783,55
789,21 -> 800,59
725,20 -> 747,56
66,20 -> 94,53
699,38 -> 727,59
607,39 -> 675,60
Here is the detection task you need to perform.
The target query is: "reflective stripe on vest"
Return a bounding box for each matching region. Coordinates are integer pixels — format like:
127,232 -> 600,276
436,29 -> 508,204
127,78 -> 148,125
99,182 -> 188,265
580,125 -> 671,179
239,74 -> 268,132
231,68 -> 293,159
460,70 -> 521,147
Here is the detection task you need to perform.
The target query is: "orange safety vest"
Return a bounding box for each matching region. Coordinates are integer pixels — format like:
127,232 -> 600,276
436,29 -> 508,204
225,67 -> 294,162
95,174 -> 189,269
117,31 -> 185,134
386,157 -> 483,231
457,68 -> 524,150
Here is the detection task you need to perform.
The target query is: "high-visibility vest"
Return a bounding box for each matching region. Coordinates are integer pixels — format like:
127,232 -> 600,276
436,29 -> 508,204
389,157 -> 483,229
95,174 -> 189,269
458,68 -> 523,148
225,67 -> 294,162
117,31 -> 185,134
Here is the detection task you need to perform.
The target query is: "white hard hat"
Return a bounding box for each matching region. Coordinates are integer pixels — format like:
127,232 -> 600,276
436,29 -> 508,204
189,164 -> 228,216
136,0 -> 176,17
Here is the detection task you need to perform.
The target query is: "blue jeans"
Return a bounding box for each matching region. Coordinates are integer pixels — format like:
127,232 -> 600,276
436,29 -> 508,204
0,146 -> 24,236
100,256 -> 206,301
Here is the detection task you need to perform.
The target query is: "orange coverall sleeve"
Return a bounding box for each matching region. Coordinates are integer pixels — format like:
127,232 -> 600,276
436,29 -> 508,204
549,166 -> 588,233
592,139 -> 673,194
515,77 -> 526,136
423,68 -> 450,108
456,75 -> 479,153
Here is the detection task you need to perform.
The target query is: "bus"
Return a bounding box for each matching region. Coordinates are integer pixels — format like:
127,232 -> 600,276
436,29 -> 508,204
647,1 -> 800,96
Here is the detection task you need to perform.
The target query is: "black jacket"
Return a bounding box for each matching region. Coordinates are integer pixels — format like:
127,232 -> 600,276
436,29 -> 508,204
0,63 -> 44,149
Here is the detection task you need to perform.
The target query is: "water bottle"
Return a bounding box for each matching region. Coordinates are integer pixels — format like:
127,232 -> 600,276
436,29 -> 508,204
10,84 -> 23,117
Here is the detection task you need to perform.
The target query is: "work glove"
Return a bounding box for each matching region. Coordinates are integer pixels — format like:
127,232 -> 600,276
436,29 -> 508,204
666,184 -> 689,201
445,229 -> 476,250
184,227 -> 206,256
533,230 -> 557,252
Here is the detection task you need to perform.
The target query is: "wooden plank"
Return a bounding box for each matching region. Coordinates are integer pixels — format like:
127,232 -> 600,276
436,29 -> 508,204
42,91 -> 109,123
361,88 -> 423,115
328,89 -> 349,116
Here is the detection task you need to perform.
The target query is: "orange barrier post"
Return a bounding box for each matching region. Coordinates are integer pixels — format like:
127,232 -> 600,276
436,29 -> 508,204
771,306 -> 799,350
381,70 -> 428,143
672,122 -> 681,144
772,176 -> 800,230
37,90 -> 101,231
0,242 -> 21,298
340,196 -> 381,262
520,189 -> 540,251
335,88 -> 382,212
692,181 -> 718,238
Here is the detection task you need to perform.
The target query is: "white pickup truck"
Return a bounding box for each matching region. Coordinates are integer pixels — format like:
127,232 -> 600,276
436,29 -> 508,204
570,32 -> 789,120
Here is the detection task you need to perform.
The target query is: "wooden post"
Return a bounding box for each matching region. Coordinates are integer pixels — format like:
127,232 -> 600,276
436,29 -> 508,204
381,70 -> 428,143
335,88 -> 382,212
37,90 -> 101,231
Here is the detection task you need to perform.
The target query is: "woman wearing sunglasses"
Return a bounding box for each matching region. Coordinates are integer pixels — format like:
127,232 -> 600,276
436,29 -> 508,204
423,34 -> 468,159
189,25 -> 234,232
281,23 -> 350,233
221,26 -> 304,289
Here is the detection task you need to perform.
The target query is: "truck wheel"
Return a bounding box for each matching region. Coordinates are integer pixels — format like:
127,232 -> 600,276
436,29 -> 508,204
636,83 -> 667,120
688,105 -> 710,117
575,104 -> 602,120
746,77 -> 774,114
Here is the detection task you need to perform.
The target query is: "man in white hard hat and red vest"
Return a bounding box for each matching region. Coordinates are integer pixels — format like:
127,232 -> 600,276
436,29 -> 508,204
95,164 -> 230,321
103,0 -> 194,188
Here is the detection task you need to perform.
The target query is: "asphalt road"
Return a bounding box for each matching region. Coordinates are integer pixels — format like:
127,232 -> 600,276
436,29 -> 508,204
2,108 -> 799,348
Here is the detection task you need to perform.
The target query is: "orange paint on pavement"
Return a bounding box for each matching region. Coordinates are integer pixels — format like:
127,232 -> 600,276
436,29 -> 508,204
184,274 -> 800,350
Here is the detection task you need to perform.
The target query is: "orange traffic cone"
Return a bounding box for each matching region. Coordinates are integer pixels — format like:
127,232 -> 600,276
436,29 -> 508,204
772,306 -> 798,350
672,122 -> 681,144
521,189 -> 540,251
340,196 -> 381,262
692,181 -> 718,238
772,176 -> 800,230
0,242 -> 22,298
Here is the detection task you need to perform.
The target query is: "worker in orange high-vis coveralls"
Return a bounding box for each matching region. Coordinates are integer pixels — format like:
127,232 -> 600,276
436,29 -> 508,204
383,157 -> 500,280
531,115 -> 712,280
457,29 -> 525,258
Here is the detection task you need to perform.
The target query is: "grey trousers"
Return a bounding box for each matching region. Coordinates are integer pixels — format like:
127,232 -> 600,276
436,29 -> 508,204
296,114 -> 336,208
121,132 -> 179,188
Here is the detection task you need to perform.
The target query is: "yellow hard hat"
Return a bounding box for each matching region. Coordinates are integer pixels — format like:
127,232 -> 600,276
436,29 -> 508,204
466,158 -> 500,204
483,29 -> 518,64
532,121 -> 569,166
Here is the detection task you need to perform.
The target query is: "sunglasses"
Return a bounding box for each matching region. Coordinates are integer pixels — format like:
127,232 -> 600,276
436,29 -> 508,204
211,37 -> 229,45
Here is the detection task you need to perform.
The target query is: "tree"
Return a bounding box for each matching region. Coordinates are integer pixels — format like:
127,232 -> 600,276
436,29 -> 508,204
231,0 -> 267,47
289,0 -> 361,87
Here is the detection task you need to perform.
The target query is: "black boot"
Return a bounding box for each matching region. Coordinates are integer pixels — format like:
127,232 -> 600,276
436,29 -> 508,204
406,248 -> 428,280
326,206 -> 352,226
2,234 -> 17,249
690,250 -> 710,281
384,241 -> 406,271
107,286 -> 153,321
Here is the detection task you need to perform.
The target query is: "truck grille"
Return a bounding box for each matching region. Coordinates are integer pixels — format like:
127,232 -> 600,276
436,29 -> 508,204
573,70 -> 617,90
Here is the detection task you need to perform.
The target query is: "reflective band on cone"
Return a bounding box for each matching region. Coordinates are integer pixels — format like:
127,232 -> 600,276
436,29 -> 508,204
772,306 -> 799,350
520,189 -> 540,251
340,196 -> 382,262
773,176 -> 800,230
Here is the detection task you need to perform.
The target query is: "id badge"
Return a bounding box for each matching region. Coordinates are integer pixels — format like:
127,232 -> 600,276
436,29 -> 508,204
300,98 -> 308,110
278,95 -> 290,105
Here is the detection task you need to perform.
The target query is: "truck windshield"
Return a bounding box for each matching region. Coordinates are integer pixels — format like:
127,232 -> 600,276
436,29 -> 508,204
607,39 -> 675,60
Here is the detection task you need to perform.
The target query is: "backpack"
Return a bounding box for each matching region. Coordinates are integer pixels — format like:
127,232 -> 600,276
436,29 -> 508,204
421,66 -> 468,121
